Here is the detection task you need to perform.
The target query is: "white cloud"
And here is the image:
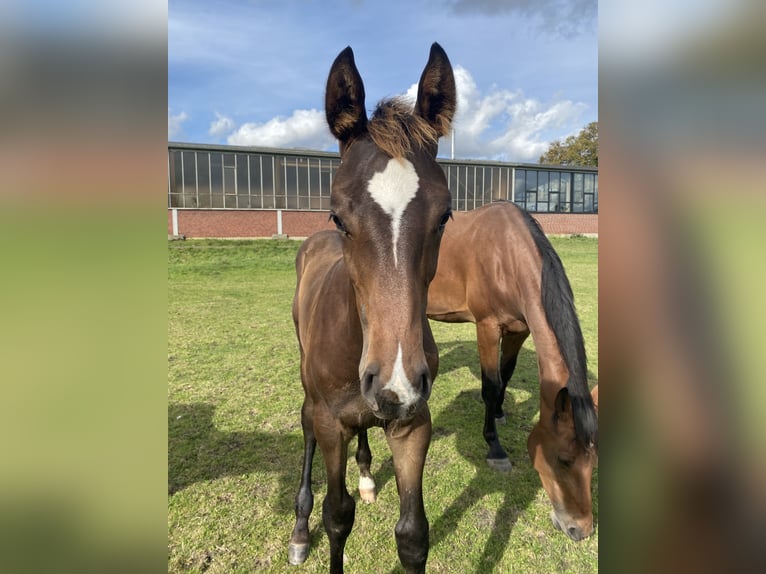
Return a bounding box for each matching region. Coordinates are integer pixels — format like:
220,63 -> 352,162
220,65 -> 587,161
209,112 -> 236,140
168,108 -> 188,140
227,109 -> 336,150
448,0 -> 596,38
439,65 -> 588,162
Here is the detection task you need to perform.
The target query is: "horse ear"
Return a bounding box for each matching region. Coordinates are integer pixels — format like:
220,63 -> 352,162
414,42 -> 456,140
325,46 -> 367,153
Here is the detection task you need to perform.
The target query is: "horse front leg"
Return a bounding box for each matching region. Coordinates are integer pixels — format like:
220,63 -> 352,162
385,407 -> 432,574
288,397 -> 317,565
477,322 -> 512,471
316,411 -> 355,574
496,331 -> 529,423
356,428 -> 376,503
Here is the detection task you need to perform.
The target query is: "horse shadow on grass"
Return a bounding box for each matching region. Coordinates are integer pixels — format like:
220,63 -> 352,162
169,335 -> 597,572
404,337 -> 598,573
168,402 -> 304,514
362,338 -> 544,574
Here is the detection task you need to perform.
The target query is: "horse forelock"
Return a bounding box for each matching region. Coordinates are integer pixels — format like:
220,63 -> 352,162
368,97 -> 439,158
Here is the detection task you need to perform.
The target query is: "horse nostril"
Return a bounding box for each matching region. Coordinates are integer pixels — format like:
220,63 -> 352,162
361,371 -> 374,396
360,366 -> 379,410
567,526 -> 580,540
419,369 -> 432,399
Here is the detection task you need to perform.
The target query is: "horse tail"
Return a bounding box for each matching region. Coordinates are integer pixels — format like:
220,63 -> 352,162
519,207 -> 598,450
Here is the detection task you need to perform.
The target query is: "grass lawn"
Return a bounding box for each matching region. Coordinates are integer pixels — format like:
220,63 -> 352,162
168,236 -> 598,573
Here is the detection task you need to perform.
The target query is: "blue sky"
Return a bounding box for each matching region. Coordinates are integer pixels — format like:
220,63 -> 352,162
168,0 -> 597,162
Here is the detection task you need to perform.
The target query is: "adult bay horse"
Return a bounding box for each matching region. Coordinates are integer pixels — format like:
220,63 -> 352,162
288,44 -> 456,573
356,201 -> 599,541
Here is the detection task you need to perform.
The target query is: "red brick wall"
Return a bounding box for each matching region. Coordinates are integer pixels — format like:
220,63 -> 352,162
281,211 -> 335,237
168,209 -> 597,238
531,213 -> 598,235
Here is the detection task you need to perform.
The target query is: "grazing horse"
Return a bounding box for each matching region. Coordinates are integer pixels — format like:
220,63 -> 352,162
288,44 -> 456,573
355,201 -> 599,541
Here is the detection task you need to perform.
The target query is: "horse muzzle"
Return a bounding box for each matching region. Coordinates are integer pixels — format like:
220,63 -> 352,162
550,509 -> 595,541
360,362 -> 432,420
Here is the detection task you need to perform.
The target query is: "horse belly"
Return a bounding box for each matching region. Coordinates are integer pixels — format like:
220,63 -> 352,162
427,308 -> 475,323
427,273 -> 472,323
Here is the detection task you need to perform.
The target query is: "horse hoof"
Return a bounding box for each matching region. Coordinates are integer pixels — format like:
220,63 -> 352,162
486,457 -> 512,472
358,476 -> 376,503
495,414 -> 507,425
288,542 -> 309,565
359,488 -> 376,503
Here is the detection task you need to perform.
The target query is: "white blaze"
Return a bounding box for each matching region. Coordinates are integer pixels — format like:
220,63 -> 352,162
382,344 -> 418,408
367,158 -> 419,267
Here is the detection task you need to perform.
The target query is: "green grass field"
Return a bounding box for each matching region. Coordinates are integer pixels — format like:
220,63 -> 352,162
168,236 -> 598,573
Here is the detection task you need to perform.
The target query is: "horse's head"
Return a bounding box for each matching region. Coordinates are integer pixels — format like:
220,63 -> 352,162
527,386 -> 599,541
325,44 -> 455,421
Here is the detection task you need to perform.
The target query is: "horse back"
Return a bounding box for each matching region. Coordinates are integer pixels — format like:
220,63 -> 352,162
428,201 -> 541,331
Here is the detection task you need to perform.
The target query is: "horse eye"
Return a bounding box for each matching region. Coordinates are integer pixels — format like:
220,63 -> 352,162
329,213 -> 349,236
558,457 -> 573,468
438,209 -> 452,230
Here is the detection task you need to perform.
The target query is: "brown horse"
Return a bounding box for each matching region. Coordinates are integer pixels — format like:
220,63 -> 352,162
288,44 -> 456,573
356,201 -> 599,541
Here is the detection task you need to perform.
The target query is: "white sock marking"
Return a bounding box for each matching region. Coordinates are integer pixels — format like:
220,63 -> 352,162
367,158 -> 419,267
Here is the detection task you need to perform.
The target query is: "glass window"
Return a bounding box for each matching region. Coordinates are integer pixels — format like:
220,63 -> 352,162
594,175 -> 598,212
297,157 -> 309,197
514,170 -> 525,206
249,156 -> 262,198
573,173 -> 584,203
448,165 -> 460,210
169,151 -> 183,195
464,166 -> 475,209
197,152 -> 210,195
526,191 -> 537,210
560,172 -> 571,211
550,192 -> 560,212
491,167 -> 503,201
285,158 -> 298,199
549,172 -> 559,192
210,153 -> 223,198
237,154 -> 249,197
224,165 -> 236,196
475,167 -> 486,206
319,159 -> 332,201
537,171 -> 549,204
308,158 -> 320,202
525,170 -> 537,192
182,152 -> 196,196
168,150 -> 597,212
262,156 -> 274,205
584,173 -> 594,194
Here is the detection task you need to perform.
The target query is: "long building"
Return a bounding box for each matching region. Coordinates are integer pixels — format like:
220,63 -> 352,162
168,142 -> 598,238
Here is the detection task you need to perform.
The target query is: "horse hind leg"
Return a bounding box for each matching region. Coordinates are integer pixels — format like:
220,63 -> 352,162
356,429 -> 376,503
288,399 -> 317,565
477,322 -> 512,472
